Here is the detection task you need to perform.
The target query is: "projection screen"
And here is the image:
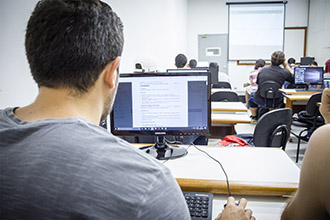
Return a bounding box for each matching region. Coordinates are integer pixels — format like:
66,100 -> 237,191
228,2 -> 286,60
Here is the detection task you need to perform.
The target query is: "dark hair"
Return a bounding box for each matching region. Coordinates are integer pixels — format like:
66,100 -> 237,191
287,58 -> 296,65
175,54 -> 187,68
254,59 -> 265,69
271,51 -> 285,66
25,0 -> 124,94
311,61 -> 318,66
135,63 -> 142,69
188,59 -> 197,68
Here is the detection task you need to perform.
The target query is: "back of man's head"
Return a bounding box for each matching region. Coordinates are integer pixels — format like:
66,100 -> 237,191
25,0 -> 124,94
175,54 -> 187,68
188,59 -> 197,68
288,58 -> 296,65
271,51 -> 285,66
255,59 -> 265,69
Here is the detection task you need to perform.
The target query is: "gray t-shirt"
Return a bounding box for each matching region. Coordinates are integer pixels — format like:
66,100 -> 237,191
0,108 -> 190,220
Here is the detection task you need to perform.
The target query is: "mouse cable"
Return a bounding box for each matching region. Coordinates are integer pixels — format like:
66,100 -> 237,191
192,143 -> 232,197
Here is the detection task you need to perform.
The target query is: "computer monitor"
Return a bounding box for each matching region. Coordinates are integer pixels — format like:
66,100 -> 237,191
324,79 -> 330,89
111,72 -> 211,160
300,57 -> 315,66
166,68 -> 209,73
294,67 -> 324,88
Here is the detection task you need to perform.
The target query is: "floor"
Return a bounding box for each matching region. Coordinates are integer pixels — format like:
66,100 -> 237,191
208,117 -> 308,168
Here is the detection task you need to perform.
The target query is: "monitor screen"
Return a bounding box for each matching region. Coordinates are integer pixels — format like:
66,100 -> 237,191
294,67 -> 324,85
111,72 -> 211,137
324,79 -> 330,89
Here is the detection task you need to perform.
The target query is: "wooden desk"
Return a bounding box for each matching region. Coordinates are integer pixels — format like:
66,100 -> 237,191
279,89 -> 317,95
211,113 -> 251,124
212,195 -> 288,220
210,113 -> 251,138
284,94 -> 312,108
165,146 -> 300,197
212,102 -> 248,113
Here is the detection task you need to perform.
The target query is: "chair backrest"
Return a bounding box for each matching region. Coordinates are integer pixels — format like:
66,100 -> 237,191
258,80 -> 282,100
211,91 -> 239,102
306,92 -> 322,116
258,80 -> 282,108
212,81 -> 232,89
253,108 -> 292,150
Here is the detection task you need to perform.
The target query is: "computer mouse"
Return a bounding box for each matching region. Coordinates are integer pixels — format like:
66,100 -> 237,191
223,202 -> 239,208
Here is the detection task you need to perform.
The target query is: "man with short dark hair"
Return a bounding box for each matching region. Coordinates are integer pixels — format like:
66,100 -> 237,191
0,0 -> 190,219
248,51 -> 293,120
175,53 -> 188,68
188,59 -> 197,68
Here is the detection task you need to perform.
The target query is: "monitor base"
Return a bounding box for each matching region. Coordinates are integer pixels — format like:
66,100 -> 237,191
139,136 -> 188,160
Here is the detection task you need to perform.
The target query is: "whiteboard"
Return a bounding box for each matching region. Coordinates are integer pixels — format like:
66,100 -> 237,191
228,3 -> 285,60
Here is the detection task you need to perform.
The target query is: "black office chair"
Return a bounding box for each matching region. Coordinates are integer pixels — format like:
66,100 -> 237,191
211,91 -> 239,102
291,92 -> 324,162
257,80 -> 283,119
253,108 -> 292,150
212,81 -> 232,89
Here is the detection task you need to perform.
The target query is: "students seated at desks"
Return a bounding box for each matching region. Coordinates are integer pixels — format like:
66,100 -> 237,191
248,51 -> 293,121
218,88 -> 330,220
245,59 -> 265,107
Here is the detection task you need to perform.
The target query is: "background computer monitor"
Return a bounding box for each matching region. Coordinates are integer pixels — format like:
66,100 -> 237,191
111,72 -> 211,160
324,79 -> 330,89
294,67 -> 324,86
300,57 -> 315,66
166,68 -> 209,73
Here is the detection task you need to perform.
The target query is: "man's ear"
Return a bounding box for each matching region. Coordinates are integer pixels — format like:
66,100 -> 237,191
104,57 -> 121,88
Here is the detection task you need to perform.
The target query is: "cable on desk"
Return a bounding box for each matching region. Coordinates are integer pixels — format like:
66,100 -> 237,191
192,143 -> 232,197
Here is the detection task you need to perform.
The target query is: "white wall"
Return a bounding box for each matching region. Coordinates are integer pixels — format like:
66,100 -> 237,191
0,0 -> 39,109
187,0 -> 309,91
307,0 -> 330,66
0,0 -> 188,109
2,0 -> 327,108
108,0 -> 188,73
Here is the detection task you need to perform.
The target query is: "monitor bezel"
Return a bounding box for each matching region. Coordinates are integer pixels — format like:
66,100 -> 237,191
294,66 -> 324,85
110,71 -> 211,137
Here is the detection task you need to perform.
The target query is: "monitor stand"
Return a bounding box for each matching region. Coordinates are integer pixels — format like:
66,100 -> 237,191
139,136 -> 188,160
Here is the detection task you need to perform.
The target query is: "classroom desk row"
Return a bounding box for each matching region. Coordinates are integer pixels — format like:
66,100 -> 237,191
280,89 -> 320,113
210,101 -> 250,137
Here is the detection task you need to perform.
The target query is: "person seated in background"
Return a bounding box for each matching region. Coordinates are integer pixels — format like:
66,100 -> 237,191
287,57 -> 296,69
248,51 -> 293,121
134,62 -> 144,73
188,59 -> 197,68
209,62 -> 230,83
284,57 -> 296,89
309,60 -> 318,67
245,59 -> 265,107
217,88 -> 330,220
325,59 -> 330,74
175,53 -> 188,68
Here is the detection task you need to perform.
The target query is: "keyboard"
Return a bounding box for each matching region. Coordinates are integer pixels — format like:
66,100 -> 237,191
183,191 -> 213,220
